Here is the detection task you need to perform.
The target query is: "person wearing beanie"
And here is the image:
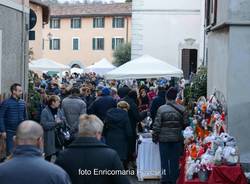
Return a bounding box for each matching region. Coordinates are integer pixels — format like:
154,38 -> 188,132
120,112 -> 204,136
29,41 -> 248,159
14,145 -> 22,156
88,87 -> 116,121
152,87 -> 188,184
101,87 -> 110,96
166,87 -> 178,101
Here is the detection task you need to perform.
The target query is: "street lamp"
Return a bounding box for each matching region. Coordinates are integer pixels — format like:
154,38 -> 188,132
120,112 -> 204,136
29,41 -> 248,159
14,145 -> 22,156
47,32 -> 53,40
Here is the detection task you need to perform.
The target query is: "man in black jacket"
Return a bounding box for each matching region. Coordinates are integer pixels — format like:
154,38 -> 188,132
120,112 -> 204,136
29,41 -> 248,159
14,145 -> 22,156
123,90 -> 147,165
87,88 -> 117,121
150,86 -> 166,126
55,114 -> 131,184
153,87 -> 187,184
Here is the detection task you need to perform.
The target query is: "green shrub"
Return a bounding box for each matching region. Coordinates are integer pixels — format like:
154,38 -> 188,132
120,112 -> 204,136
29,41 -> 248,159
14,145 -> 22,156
184,66 -> 207,114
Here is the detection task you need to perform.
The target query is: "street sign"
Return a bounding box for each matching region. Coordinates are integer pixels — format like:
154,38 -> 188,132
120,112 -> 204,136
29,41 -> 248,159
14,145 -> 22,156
30,9 -> 37,30
29,31 -> 35,40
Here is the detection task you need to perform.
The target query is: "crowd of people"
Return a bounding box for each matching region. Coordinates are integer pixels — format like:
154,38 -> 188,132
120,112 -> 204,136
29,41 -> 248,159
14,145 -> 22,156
0,71 -> 187,184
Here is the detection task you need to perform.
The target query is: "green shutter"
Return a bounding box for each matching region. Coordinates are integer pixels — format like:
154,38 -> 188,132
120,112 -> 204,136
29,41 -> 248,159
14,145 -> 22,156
93,18 -> 95,28
97,38 -> 100,49
50,19 -> 52,28
49,39 -> 52,50
58,39 -> 60,50
101,38 -> 104,50
92,38 -> 95,50
112,38 -> 115,50
112,18 -> 115,28
102,17 -> 105,28
121,18 -> 124,28
58,19 -> 60,28
73,39 -> 79,50
79,19 -> 81,28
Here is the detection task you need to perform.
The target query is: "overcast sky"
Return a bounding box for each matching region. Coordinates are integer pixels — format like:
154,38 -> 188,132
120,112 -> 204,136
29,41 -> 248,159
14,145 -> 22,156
58,0 -> 125,3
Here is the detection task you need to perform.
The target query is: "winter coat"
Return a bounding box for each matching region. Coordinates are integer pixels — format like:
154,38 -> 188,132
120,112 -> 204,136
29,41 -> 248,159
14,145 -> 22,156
123,96 -> 147,155
153,101 -> 187,142
0,97 -> 26,132
62,95 -> 86,133
55,137 -> 130,184
0,145 -> 71,184
88,95 -> 117,121
150,90 -> 166,124
40,106 -> 66,156
123,96 -> 146,136
117,86 -> 130,98
104,108 -> 133,160
80,95 -> 95,108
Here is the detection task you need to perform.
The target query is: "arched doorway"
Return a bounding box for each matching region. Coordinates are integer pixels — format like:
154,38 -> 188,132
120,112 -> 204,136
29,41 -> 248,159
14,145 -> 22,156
71,64 -> 81,68
181,49 -> 198,79
178,38 -> 199,80
68,60 -> 84,69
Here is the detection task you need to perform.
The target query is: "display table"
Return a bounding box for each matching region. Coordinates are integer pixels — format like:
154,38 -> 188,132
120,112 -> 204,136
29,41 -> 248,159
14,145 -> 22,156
177,154 -> 248,184
136,134 -> 161,181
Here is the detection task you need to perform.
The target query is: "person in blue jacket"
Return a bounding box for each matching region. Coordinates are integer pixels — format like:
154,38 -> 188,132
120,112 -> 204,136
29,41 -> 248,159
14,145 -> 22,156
0,83 -> 27,155
0,120 -> 71,184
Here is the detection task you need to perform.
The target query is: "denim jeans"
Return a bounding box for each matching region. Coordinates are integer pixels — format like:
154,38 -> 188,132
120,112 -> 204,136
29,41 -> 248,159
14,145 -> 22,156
159,142 -> 182,184
6,130 -> 16,156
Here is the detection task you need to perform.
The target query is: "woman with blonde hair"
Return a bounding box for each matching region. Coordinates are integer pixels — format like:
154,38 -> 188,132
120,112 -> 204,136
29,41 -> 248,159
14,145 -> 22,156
40,95 -> 66,161
104,101 -> 132,169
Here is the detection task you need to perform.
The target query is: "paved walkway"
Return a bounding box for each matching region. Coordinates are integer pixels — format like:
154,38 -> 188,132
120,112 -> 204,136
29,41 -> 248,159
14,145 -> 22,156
129,176 -> 160,184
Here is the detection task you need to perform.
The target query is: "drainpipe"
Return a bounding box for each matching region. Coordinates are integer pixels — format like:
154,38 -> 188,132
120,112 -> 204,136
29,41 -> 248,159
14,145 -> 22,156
21,0 -> 28,94
202,25 -> 206,66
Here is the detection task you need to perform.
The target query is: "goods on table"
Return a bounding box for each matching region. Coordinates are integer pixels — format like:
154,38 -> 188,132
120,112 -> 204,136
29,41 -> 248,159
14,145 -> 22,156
183,95 -> 239,181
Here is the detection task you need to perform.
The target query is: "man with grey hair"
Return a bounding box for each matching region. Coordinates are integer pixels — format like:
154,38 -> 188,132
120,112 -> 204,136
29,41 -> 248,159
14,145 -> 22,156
0,120 -> 71,184
55,114 -> 131,184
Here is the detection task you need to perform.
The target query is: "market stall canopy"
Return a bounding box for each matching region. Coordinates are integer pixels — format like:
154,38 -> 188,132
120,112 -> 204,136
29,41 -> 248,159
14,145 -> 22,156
105,55 -> 183,80
85,58 -> 116,75
29,58 -> 70,71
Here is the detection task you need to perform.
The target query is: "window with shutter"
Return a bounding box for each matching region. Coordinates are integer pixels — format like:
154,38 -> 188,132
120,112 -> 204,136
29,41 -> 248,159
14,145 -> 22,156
50,38 -> 60,50
112,37 -> 124,50
71,18 -> 81,29
93,38 -> 104,50
50,18 -> 60,29
72,38 -> 80,50
112,17 -> 124,28
93,17 -> 104,28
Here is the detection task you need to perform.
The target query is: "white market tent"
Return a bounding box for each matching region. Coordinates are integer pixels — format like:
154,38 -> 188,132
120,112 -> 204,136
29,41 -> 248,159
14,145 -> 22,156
105,55 -> 183,80
85,58 -> 116,75
29,58 -> 70,71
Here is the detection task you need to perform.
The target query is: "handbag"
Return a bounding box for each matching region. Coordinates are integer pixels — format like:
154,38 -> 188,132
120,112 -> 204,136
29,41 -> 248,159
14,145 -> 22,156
55,122 -> 72,147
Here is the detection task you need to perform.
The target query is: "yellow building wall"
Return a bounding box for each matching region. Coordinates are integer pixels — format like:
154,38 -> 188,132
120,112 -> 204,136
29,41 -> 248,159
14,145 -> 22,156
42,16 -> 131,68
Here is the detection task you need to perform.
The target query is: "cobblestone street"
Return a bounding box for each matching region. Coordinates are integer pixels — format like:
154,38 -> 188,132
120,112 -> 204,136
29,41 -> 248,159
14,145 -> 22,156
129,176 -> 159,184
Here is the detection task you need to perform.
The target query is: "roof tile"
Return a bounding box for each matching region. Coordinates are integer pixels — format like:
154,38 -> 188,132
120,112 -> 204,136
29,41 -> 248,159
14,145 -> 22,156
50,3 -> 131,17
